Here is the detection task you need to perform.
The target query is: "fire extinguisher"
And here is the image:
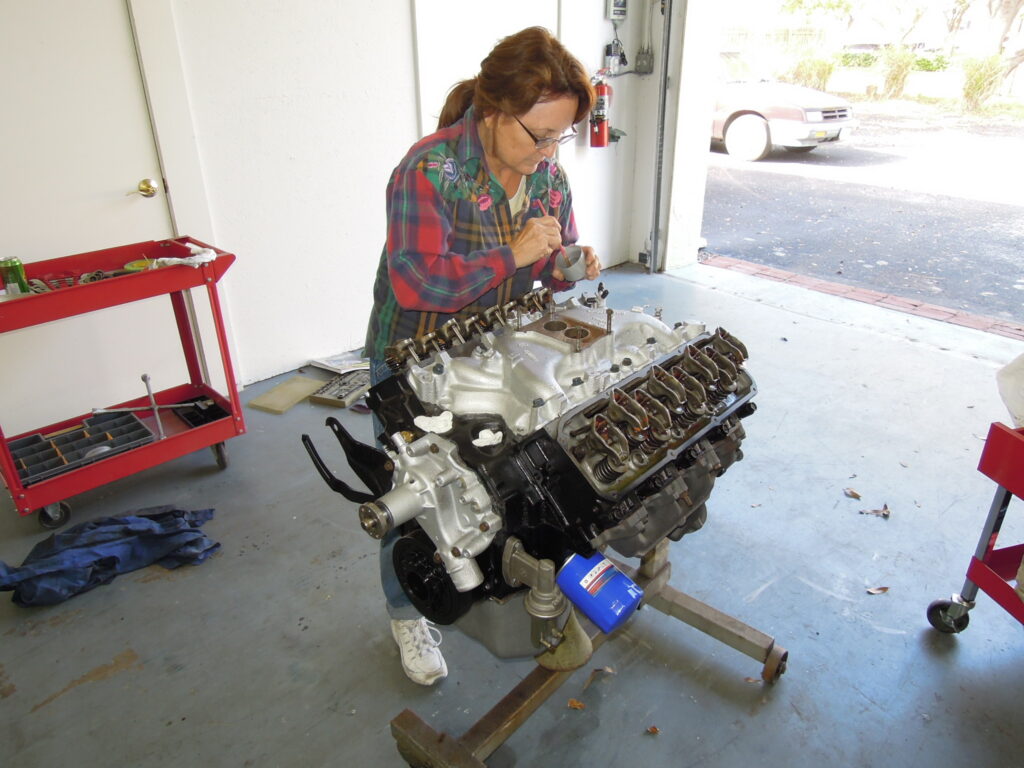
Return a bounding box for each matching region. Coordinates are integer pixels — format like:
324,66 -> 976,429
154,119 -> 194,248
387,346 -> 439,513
590,80 -> 611,148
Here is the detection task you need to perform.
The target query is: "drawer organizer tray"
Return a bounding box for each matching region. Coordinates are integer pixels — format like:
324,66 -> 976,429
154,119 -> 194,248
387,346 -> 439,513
8,412 -> 154,486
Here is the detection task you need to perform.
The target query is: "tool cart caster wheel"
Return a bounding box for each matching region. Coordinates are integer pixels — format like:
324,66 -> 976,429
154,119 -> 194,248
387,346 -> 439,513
38,501 -> 71,530
212,442 -> 228,470
927,599 -> 970,633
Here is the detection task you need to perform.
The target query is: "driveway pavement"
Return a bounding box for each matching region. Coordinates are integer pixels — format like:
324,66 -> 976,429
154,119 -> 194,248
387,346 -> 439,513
701,100 -> 1024,324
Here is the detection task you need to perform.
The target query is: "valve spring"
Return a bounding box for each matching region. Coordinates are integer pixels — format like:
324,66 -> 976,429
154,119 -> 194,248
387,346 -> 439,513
639,435 -> 666,455
594,457 -> 624,483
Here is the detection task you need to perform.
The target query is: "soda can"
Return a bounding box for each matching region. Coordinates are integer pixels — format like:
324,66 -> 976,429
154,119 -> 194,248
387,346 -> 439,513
2,257 -> 30,294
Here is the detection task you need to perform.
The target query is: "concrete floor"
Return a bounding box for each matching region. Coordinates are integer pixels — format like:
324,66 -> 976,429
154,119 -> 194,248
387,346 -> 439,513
1,263 -> 1021,767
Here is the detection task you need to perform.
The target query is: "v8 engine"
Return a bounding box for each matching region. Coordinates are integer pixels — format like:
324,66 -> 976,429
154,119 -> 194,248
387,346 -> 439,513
304,287 -> 756,658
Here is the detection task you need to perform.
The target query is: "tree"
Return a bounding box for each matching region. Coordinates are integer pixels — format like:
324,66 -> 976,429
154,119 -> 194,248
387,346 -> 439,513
944,1 -> 974,55
985,0 -> 1024,79
987,0 -> 1024,54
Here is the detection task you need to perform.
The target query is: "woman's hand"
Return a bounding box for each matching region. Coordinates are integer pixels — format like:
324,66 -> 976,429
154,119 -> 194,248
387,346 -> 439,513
553,245 -> 601,282
511,216 -> 563,268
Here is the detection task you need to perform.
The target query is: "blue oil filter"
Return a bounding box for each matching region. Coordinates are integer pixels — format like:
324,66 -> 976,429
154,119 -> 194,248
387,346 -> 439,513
556,552 -> 644,634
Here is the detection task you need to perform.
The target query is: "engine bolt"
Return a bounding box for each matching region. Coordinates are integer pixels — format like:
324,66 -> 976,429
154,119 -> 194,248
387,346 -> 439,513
429,443 -> 440,454
450,546 -> 462,558
433,552 -> 442,563
646,337 -> 657,345
532,397 -> 544,407
433,363 -> 444,374
572,377 -> 583,386
610,364 -> 620,372
622,357 -> 632,366
479,521 -> 490,532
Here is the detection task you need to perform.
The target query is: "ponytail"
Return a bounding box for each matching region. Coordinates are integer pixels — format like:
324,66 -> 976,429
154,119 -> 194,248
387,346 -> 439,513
438,78 -> 477,129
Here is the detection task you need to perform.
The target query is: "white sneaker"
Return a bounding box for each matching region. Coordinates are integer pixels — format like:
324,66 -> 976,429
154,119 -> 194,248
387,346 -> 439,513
390,618 -> 448,686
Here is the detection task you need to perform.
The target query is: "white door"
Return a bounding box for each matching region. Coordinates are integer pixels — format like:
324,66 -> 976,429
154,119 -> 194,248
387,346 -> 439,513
0,0 -> 174,257
0,0 -> 188,439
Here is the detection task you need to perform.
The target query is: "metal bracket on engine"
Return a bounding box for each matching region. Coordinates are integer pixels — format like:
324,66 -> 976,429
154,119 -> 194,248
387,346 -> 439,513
501,537 -> 569,651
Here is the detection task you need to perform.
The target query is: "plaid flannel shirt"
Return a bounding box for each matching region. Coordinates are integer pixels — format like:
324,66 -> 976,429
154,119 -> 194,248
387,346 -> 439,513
364,106 -> 578,361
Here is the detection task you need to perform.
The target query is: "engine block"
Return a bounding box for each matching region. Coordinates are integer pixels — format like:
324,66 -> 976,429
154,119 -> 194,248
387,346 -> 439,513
306,287 -> 756,656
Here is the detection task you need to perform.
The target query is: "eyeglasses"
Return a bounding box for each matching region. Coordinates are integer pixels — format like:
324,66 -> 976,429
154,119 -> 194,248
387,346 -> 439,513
513,115 -> 578,149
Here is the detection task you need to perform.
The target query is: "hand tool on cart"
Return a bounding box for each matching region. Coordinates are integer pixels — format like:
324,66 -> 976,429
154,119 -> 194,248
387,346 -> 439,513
141,374 -> 165,440
91,399 -> 214,415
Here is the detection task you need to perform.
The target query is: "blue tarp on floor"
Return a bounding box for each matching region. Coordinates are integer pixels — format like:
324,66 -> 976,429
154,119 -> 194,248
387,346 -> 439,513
0,506 -> 219,606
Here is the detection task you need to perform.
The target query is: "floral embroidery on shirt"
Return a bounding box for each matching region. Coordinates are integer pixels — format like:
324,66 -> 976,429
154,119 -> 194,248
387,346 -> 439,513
478,194 -> 493,212
442,157 -> 459,182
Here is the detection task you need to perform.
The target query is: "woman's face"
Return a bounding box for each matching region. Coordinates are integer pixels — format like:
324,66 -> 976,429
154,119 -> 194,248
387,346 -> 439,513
485,95 -> 579,178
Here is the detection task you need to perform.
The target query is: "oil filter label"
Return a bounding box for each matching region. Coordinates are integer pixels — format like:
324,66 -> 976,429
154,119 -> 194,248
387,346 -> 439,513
579,557 -> 615,596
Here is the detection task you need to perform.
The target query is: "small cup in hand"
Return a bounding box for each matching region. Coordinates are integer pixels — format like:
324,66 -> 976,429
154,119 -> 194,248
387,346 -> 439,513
556,245 -> 587,282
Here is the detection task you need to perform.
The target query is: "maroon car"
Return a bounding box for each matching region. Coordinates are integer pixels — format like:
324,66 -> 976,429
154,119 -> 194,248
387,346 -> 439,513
712,55 -> 857,161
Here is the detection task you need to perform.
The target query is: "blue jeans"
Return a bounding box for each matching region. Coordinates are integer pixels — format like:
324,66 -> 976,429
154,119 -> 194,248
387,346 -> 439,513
369,358 -> 419,621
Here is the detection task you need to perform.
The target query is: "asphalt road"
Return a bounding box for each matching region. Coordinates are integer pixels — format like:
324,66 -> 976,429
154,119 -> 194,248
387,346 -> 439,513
701,102 -> 1024,323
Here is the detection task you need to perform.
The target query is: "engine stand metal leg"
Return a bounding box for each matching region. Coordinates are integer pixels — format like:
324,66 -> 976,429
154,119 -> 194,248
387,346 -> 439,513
391,616 -> 611,768
389,545 -> 789,766
614,541 -> 789,683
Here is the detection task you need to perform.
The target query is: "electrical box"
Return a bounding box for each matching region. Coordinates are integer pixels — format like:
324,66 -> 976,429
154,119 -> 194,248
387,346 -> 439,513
606,0 -> 627,21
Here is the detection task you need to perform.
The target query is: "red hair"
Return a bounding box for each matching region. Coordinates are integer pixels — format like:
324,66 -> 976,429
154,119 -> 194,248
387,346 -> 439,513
437,27 -> 594,129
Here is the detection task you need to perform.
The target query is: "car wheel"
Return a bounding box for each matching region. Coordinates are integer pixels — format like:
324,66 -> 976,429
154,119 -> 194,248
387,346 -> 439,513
784,146 -> 816,154
724,115 -> 771,161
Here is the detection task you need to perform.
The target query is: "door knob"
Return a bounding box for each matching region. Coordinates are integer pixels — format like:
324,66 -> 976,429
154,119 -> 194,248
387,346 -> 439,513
134,178 -> 159,198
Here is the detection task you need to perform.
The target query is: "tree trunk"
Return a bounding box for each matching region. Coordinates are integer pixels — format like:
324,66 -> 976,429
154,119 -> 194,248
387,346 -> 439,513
988,0 -> 1024,54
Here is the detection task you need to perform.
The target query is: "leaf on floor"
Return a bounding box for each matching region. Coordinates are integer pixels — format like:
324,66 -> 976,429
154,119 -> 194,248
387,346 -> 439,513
866,586 -> 889,595
567,698 -> 586,710
646,725 -> 660,735
859,504 -> 891,519
843,488 -> 862,500
582,666 -> 616,692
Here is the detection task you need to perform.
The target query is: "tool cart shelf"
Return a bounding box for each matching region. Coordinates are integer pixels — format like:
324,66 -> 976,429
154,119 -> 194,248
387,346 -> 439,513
928,422 -> 1024,632
0,237 -> 245,528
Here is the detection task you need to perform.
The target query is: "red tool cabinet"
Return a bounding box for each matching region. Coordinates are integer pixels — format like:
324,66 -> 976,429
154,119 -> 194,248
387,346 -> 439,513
928,422 -> 1024,632
0,237 -> 245,528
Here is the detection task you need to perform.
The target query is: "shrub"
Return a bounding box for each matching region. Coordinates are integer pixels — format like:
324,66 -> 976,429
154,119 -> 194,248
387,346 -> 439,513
882,46 -> 916,98
790,57 -> 835,91
840,52 -> 878,68
962,55 -> 1003,111
914,55 -> 949,72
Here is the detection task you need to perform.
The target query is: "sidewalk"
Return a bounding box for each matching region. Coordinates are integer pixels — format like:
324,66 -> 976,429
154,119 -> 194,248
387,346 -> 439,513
700,253 -> 1024,341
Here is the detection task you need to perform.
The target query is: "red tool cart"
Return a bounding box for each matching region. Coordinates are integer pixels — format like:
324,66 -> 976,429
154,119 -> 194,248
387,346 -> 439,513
928,422 -> 1024,632
0,237 -> 245,528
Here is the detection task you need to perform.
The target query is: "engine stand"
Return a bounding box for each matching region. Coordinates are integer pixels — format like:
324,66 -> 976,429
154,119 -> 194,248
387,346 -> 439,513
390,540 -> 788,768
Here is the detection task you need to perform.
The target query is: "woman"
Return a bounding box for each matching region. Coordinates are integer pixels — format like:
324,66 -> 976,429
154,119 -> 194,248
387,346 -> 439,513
364,26 -> 600,686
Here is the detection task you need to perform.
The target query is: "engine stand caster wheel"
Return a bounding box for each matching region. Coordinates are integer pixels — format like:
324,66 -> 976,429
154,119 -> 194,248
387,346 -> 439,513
761,643 -> 788,683
927,599 -> 970,633
212,442 -> 228,470
38,501 -> 71,530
